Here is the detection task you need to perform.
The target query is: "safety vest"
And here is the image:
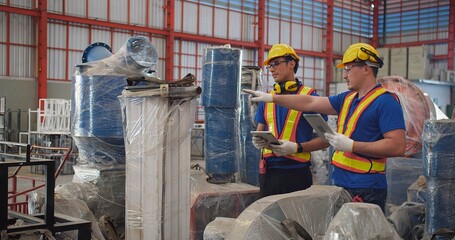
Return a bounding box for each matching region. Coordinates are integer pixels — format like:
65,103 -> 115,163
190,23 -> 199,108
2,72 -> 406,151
262,86 -> 314,163
331,86 -> 388,174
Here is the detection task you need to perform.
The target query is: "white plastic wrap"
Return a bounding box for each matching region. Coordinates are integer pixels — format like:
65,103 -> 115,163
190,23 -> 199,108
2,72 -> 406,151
324,202 -> 401,240
82,36 -> 157,77
119,88 -> 197,240
213,185 -> 352,239
72,164 -> 126,234
203,217 -> 236,240
53,198 -> 105,240
378,76 -> 436,157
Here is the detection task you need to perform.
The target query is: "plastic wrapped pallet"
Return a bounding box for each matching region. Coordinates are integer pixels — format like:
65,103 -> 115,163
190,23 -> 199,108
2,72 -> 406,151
324,203 -> 401,240
407,175 -> 427,203
218,185 -> 352,239
422,119 -> 455,235
120,89 -> 197,240
190,165 -> 259,240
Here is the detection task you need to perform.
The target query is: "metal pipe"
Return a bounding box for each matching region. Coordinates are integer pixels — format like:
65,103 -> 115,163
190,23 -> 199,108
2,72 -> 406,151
160,85 -> 202,98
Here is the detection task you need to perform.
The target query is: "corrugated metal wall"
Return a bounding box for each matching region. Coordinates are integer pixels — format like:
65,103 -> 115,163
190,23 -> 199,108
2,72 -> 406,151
0,0 -> 454,123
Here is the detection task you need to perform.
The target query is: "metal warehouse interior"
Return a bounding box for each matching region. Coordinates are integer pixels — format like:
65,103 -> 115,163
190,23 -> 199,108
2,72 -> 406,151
1,0 -> 455,239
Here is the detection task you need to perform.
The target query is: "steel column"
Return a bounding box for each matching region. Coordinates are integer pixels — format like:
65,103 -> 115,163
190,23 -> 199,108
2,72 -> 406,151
448,0 -> 454,71
38,0 -> 48,100
165,0 -> 175,81
372,0 -> 380,47
325,0 -> 334,96
257,0 -> 265,66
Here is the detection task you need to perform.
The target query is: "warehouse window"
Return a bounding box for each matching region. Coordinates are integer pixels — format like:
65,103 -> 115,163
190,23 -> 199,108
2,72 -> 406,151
333,1 -> 374,38
378,1 -> 450,42
188,0 -> 257,14
379,3 -> 449,33
266,0 -> 326,27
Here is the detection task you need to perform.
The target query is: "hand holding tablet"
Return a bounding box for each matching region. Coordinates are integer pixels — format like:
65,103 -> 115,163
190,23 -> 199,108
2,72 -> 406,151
302,114 -> 334,142
250,131 -> 281,145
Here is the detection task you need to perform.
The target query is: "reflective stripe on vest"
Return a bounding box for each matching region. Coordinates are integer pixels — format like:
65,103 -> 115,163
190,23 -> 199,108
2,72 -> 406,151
262,86 -> 313,163
332,86 -> 388,174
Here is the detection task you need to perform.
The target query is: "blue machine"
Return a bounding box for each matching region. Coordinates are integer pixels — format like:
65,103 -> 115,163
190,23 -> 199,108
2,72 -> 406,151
71,69 -> 127,164
239,92 -> 260,186
202,47 -> 242,182
71,36 -> 158,165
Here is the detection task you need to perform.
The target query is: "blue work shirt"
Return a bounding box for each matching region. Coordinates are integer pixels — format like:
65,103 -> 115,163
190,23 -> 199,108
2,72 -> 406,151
328,84 -> 406,189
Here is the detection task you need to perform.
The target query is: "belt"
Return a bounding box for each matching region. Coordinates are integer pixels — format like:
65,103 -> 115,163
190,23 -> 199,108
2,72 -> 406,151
266,159 -> 306,168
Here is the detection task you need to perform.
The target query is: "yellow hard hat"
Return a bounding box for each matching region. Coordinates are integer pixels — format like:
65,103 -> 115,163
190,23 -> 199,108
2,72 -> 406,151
264,44 -> 300,66
336,43 -> 383,68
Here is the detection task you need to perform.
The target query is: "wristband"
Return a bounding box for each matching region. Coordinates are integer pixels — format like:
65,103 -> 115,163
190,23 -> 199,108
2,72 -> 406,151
297,143 -> 303,153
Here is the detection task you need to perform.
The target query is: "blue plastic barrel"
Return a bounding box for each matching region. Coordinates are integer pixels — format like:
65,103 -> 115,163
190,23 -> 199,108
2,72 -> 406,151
204,107 -> 238,180
239,93 -> 260,186
201,47 -> 242,108
422,120 -> 455,179
425,178 -> 455,234
422,119 -> 455,235
71,66 -> 127,164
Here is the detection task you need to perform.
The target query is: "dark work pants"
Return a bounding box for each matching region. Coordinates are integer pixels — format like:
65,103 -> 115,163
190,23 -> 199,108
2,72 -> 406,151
259,166 -> 313,198
345,187 -> 388,212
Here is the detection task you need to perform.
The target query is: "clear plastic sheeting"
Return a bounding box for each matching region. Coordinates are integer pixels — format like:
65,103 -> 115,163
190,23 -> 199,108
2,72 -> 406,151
238,66 -> 262,186
65,36 -> 160,239
81,36 -> 158,77
53,198 -> 105,240
120,89 -> 197,240
55,181 -> 101,216
407,175 -> 427,203
202,46 -> 242,182
422,119 -> 455,236
203,217 -> 236,240
203,107 -> 239,181
190,164 -> 260,240
71,36 -> 159,165
378,76 -> 436,157
26,191 -> 106,240
71,71 -> 127,165
324,202 -> 401,240
213,185 -> 352,240
72,164 -> 126,235
27,190 -> 45,215
387,202 -> 425,239
311,149 -> 330,185
386,157 -> 423,208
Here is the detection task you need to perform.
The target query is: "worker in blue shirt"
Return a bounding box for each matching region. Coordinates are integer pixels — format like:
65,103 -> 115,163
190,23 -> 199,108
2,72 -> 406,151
246,43 -> 406,211
252,44 -> 329,198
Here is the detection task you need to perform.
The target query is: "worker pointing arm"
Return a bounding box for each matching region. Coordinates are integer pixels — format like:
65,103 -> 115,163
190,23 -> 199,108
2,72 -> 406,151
247,43 -> 407,212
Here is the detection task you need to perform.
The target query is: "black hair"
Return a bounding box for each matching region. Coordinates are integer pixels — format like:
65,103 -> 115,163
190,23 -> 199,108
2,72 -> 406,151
371,67 -> 379,78
284,55 -> 299,73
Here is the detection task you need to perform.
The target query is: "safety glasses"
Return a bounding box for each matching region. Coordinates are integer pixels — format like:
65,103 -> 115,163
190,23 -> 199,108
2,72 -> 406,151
343,63 -> 366,73
266,60 -> 288,70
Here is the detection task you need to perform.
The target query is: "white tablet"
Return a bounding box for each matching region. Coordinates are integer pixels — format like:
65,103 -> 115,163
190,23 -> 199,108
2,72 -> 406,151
302,114 -> 334,141
250,131 -> 281,145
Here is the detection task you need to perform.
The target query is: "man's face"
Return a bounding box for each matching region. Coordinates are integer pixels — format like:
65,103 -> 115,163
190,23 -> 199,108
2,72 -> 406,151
266,57 -> 294,83
342,62 -> 367,91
